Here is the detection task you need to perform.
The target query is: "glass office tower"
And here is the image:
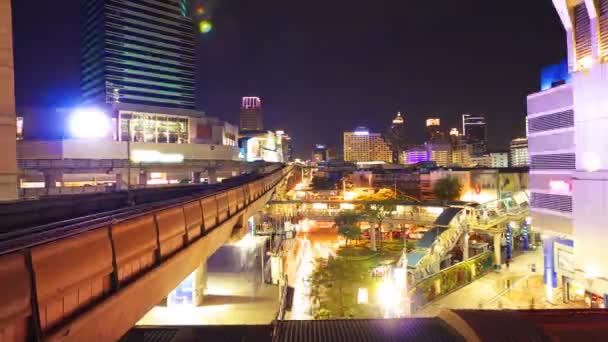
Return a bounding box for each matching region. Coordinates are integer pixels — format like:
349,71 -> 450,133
81,0 -> 195,109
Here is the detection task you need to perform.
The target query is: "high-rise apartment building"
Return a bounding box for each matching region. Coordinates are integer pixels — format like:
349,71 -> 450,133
510,138 -> 529,167
532,0 -> 608,307
343,127 -> 392,163
450,134 -> 472,167
239,97 -> 263,131
425,142 -> 451,167
462,114 -> 487,155
81,0 -> 196,109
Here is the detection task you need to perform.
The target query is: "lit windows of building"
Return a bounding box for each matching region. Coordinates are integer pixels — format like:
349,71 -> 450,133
405,147 -> 429,165
240,97 -> 263,132
462,114 -> 487,154
425,142 -> 451,167
118,111 -> 189,144
425,118 -> 445,143
313,144 -> 328,162
510,138 -> 529,167
490,152 -> 509,168
81,0 -> 196,109
470,154 -> 492,167
343,127 -> 392,163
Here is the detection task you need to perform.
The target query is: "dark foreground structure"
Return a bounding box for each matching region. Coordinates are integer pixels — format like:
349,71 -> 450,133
122,309 -> 608,342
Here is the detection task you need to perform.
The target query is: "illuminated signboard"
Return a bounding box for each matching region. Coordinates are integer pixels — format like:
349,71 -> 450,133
549,180 -> 572,194
131,150 -> 184,163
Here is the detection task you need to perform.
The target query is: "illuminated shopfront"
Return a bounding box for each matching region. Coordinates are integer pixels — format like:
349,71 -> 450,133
118,111 -> 189,144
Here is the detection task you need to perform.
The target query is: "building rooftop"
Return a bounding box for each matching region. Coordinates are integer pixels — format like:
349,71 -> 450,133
122,310 -> 608,342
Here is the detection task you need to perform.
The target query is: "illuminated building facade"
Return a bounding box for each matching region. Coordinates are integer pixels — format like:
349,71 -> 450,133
239,97 -> 263,132
462,114 -> 487,155
313,144 -> 328,162
425,142 -> 451,167
387,112 -> 407,163
80,0 -> 195,109
490,152 -> 509,168
343,127 -> 392,163
532,0 -> 608,308
510,138 -> 529,167
425,118 -> 445,143
405,147 -> 429,165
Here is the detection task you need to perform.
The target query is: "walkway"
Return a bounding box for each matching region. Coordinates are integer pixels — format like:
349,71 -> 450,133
137,272 -> 280,325
417,249 -> 586,316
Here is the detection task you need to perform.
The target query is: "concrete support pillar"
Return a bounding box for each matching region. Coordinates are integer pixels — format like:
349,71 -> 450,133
194,260 -> 208,306
115,173 -> 128,190
138,169 -> 147,186
0,0 -> 18,201
493,232 -> 502,270
44,172 -> 62,188
207,168 -> 217,184
542,237 -> 559,303
191,171 -> 201,184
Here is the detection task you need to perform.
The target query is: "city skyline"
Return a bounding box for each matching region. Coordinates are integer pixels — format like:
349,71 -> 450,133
11,0 -> 564,158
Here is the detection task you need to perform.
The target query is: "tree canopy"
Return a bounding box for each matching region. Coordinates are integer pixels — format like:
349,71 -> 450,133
335,212 -> 362,246
433,176 -> 463,202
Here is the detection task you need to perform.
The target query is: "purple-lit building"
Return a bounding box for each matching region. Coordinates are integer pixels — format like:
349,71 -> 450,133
405,147 -> 429,164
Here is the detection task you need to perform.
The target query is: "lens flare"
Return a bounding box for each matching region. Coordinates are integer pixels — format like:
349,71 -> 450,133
199,20 -> 213,34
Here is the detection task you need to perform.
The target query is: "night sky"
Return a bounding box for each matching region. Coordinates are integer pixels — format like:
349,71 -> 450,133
12,0 -> 565,158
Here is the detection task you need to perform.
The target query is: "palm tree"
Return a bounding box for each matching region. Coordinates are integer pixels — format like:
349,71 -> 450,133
363,199 -> 397,251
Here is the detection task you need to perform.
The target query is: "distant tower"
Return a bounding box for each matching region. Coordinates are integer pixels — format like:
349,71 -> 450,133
425,118 -> 445,143
239,97 -> 263,132
462,114 -> 487,155
385,112 -> 407,164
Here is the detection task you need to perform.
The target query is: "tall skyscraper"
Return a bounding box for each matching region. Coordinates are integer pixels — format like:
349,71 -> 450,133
239,97 -> 263,131
462,114 -> 487,154
425,118 -> 445,143
0,0 -> 18,200
385,112 -> 407,163
81,0 -> 196,109
344,127 -> 392,163
312,144 -> 328,162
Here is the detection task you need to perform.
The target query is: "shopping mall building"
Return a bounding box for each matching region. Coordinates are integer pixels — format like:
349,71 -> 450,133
527,0 -> 608,308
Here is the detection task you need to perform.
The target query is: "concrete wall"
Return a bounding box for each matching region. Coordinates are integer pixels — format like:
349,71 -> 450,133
572,63 -> 608,283
18,140 -> 240,161
0,0 -> 18,200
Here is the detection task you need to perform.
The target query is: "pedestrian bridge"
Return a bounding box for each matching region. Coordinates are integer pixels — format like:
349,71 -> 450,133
0,165 -> 295,342
269,192 -> 530,281
407,191 -> 530,280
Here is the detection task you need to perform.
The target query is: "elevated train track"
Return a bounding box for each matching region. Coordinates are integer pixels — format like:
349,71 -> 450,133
0,165 -> 295,342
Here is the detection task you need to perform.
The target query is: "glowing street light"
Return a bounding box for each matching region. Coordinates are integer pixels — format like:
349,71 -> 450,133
68,108 -> 110,139
357,288 -> 369,304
